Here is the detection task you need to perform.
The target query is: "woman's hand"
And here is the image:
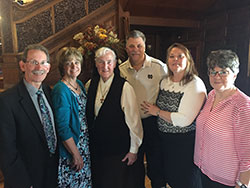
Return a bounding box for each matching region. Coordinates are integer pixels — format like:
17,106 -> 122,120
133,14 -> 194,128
141,101 -> 160,116
122,152 -> 137,166
72,151 -> 84,172
62,137 -> 84,172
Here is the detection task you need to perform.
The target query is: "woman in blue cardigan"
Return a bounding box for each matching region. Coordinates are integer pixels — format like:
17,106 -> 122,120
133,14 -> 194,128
52,47 -> 92,188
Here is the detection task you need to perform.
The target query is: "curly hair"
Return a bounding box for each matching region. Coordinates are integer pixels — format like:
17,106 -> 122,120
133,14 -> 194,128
206,49 -> 240,74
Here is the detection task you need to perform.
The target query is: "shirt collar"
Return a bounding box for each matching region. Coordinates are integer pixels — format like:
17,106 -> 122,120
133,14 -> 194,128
99,73 -> 114,87
23,78 -> 42,97
127,53 -> 151,70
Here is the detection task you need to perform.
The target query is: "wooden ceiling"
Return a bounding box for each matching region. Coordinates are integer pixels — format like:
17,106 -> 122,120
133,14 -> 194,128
122,0 -> 217,19
120,0 -> 218,27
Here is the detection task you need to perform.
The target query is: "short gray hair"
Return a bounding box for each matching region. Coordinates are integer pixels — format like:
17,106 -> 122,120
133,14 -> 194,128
126,30 -> 146,43
207,49 -> 240,74
22,44 -> 49,63
95,47 -> 116,62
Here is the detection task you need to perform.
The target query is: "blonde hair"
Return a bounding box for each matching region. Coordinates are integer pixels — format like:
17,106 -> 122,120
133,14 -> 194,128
57,47 -> 83,77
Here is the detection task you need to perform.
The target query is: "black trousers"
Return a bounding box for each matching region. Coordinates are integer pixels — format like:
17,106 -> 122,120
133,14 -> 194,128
200,170 -> 234,188
136,116 -> 165,188
159,131 -> 201,188
91,154 -> 142,188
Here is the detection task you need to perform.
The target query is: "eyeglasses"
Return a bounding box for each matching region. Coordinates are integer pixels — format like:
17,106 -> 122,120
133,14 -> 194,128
26,59 -> 50,67
208,70 -> 230,77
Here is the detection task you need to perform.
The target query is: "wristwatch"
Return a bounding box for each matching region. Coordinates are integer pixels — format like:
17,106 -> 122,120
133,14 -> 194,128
156,110 -> 161,117
236,180 -> 248,188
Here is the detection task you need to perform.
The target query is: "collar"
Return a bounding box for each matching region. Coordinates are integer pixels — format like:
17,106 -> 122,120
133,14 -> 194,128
99,73 -> 114,87
127,53 -> 151,70
23,78 -> 42,97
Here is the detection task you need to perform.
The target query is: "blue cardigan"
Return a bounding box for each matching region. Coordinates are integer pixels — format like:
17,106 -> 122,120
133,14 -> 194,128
52,80 -> 86,159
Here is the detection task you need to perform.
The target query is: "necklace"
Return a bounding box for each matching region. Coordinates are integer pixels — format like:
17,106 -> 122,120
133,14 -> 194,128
62,78 -> 78,90
99,83 -> 109,103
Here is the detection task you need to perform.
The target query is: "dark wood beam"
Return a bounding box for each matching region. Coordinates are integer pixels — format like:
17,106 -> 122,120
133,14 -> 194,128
130,16 -> 200,28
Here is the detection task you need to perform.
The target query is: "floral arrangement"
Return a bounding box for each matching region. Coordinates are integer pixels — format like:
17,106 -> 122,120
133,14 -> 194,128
73,25 -> 126,62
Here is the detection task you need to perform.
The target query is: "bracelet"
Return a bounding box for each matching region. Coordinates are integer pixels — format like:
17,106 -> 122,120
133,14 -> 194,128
156,110 -> 160,117
236,180 -> 248,188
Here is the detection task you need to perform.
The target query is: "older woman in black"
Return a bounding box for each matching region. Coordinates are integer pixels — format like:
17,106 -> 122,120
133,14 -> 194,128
86,47 -> 143,188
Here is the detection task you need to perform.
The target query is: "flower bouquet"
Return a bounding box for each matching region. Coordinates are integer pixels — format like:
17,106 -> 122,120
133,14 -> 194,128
73,25 -> 126,62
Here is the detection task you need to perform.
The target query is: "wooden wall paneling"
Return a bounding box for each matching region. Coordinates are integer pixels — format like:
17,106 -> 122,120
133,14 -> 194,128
226,40 -> 250,95
204,13 -> 227,42
202,13 -> 226,91
130,16 -> 200,28
187,28 -> 203,41
12,0 -> 59,20
226,24 -> 249,42
226,7 -> 249,42
181,41 -> 203,73
155,34 -> 163,62
204,13 -> 227,28
88,0 -> 112,14
54,0 -> 86,33
205,26 -> 226,42
1,54 -> 21,89
202,5 -> 250,96
44,49 -> 61,86
117,1 -> 130,40
144,34 -> 156,58
16,10 -> 53,52
1,0 -> 119,89
174,32 -> 189,42
248,40 -> 250,79
226,7 -> 250,95
2,1 -> 14,54
227,7 -> 249,26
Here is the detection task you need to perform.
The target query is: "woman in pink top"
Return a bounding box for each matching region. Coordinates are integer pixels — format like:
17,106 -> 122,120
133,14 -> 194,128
194,50 -> 250,188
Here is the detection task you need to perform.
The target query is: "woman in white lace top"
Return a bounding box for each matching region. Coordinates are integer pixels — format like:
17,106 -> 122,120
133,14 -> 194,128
141,43 -> 206,188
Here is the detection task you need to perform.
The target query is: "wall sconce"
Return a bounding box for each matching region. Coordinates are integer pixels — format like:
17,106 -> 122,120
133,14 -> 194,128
147,44 -> 152,51
14,0 -> 34,5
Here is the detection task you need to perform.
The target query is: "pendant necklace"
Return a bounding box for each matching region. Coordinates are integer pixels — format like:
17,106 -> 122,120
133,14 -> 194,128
62,78 -> 78,91
99,83 -> 109,103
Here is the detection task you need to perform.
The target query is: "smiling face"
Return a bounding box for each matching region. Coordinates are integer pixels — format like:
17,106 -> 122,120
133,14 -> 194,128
126,37 -> 145,65
95,52 -> 116,82
167,47 -> 188,74
19,49 -> 50,88
63,56 -> 81,79
209,66 -> 236,92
